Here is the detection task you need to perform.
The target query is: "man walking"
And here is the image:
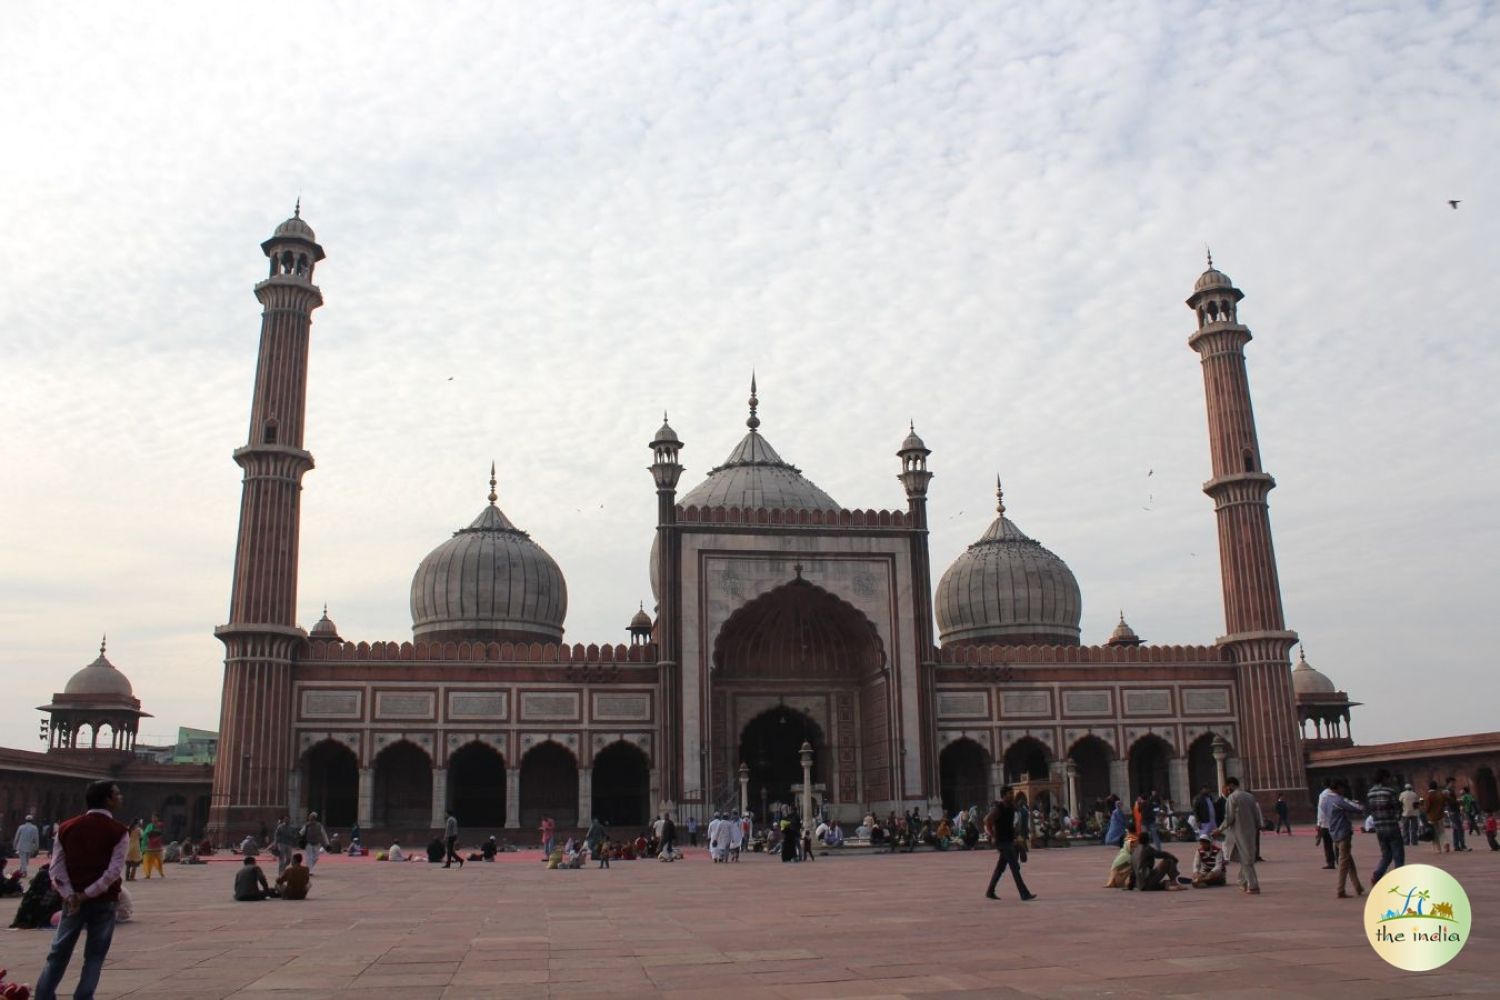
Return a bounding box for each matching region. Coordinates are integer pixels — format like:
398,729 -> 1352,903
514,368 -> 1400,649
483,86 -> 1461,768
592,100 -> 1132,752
982,787 -> 1037,902
12,814 -> 40,877
1217,777 -> 1261,895
34,780 -> 130,1000
1273,795 -> 1292,835
443,811 -> 464,868
1398,783 -> 1421,846
1326,780 -> 1365,898
1366,769 -> 1404,883
273,815 -> 297,877
1315,779 -> 1337,869
1444,779 -> 1470,851
301,811 -> 329,872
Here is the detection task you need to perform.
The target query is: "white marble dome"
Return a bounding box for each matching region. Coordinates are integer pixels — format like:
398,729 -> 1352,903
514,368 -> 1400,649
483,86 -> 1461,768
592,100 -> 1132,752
63,643 -> 135,699
1291,648 -> 1337,696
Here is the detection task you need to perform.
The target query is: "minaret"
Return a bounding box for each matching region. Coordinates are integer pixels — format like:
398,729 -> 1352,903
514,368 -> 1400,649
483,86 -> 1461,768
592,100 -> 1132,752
210,206 -> 325,835
649,409 -> 684,805
1187,254 -> 1302,806
897,423 -> 939,802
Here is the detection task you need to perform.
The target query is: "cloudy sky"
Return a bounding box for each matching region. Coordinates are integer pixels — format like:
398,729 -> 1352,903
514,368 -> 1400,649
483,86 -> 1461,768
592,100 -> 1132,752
2,2 -> 1495,753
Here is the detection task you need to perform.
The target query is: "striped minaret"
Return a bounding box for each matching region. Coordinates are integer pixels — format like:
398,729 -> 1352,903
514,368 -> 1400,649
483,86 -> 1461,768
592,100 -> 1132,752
1187,255 -> 1303,809
209,206 -> 325,837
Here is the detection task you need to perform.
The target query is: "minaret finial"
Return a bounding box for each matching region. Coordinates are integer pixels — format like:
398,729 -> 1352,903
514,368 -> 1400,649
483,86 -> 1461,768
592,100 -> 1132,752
322,603 -> 328,616
1205,244 -> 1213,269
100,634 -> 107,657
488,462 -> 498,505
294,196 -> 302,219
995,475 -> 1006,516
746,373 -> 760,431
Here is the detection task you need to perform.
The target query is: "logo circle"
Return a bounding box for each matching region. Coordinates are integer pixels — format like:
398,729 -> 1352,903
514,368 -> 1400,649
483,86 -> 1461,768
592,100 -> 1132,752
1364,863 -> 1471,971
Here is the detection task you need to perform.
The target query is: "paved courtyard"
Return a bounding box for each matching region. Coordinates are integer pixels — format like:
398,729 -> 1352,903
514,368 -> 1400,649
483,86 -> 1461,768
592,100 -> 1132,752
3,832 -> 1495,999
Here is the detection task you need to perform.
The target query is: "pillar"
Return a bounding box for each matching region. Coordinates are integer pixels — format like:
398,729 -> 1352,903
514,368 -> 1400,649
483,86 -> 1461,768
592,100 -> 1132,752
990,760 -> 1004,803
1064,759 -> 1079,818
430,767 -> 447,830
286,769 -> 301,819
505,768 -> 520,829
1169,756 -> 1190,809
1109,758 -> 1130,800
357,767 -> 373,829
738,763 -> 750,816
578,767 -> 592,826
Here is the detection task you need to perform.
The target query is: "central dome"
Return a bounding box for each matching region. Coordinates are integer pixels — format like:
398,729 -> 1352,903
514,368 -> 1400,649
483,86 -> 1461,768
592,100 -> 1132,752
936,480 -> 1082,647
410,471 -> 567,644
677,379 -> 840,512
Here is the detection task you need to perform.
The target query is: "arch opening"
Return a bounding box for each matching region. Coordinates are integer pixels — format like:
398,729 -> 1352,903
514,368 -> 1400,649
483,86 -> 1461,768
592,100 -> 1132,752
591,741 -> 650,828
739,706 -> 825,817
448,742 -> 506,830
520,742 -> 577,830
304,740 -> 358,829
939,739 -> 991,815
1187,734 -> 1227,801
1129,735 -> 1172,803
1004,737 -> 1051,783
374,741 -> 431,830
1069,736 -> 1113,813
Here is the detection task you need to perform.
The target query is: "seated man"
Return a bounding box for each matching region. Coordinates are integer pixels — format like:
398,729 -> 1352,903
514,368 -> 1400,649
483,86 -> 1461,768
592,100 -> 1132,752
234,856 -> 277,900
826,823 -> 845,847
481,836 -> 498,861
1191,836 -> 1226,887
182,842 -> 206,865
277,852 -> 311,900
387,841 -> 409,862
426,837 -> 445,863
1130,837 -> 1185,891
163,840 -> 183,863
1104,832 -> 1138,889
962,818 -> 981,850
239,834 -> 259,857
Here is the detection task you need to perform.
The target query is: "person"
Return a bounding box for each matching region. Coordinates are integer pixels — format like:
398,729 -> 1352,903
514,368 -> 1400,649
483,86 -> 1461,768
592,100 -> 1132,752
276,853 -> 310,900
1365,768 -> 1404,883
301,812 -> 330,872
1131,835 -> 1184,891
443,811 -> 464,868
386,842 -> 409,862
350,822 -> 361,848
1217,777 -> 1261,895
233,856 -> 276,901
1314,779 -> 1337,869
729,812 -> 745,860
163,840 -> 182,863
1192,836 -> 1227,887
1422,781 -> 1448,853
113,886 -> 133,924
1324,780 -> 1365,898
33,780 -> 130,1000
1103,832 -> 1137,889
584,816 -> 605,857
1273,795 -> 1291,835
661,813 -> 678,857
1444,779 -> 1470,851
1461,786 -> 1479,836
481,836 -> 498,861
597,836 -> 611,868
983,789 -> 1036,901
10,864 -> 62,929
541,816 -> 557,857
141,815 -> 165,880
687,814 -> 699,847
1192,788 -> 1216,838
123,821 -> 142,881
780,813 -> 799,863
12,815 -> 40,878
273,815 -> 297,876
1102,800 -> 1127,846
426,836 -> 445,863
800,818 -> 815,862
1398,783 -> 1421,846
1484,812 -> 1498,851
239,834 -> 258,857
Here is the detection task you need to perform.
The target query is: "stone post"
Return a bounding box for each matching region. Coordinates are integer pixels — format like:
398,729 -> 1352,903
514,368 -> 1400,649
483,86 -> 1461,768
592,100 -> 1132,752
1169,756 -> 1190,811
1064,759 -> 1079,818
1212,734 -> 1229,789
286,769 -> 302,820
1109,757 -> 1130,800
738,762 -> 750,816
357,767 -> 373,830
430,767 -> 447,831
799,742 -> 814,824
505,768 -> 520,829
578,767 -> 592,827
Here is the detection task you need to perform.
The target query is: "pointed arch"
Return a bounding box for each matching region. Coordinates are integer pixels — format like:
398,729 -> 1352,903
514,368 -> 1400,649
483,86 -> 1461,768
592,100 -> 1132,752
590,740 -> 650,827
302,738 -> 359,828
447,740 -> 506,829
939,738 -> 992,814
373,739 -> 432,830
519,740 -> 578,829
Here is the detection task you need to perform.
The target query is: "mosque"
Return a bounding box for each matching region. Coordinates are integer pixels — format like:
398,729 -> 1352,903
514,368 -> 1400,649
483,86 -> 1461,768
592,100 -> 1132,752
203,208 -> 1341,840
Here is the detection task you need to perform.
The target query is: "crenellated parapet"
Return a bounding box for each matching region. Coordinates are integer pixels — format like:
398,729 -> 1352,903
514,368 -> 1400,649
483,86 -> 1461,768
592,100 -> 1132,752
938,642 -> 1228,666
307,638 -> 656,664
675,504 -> 912,528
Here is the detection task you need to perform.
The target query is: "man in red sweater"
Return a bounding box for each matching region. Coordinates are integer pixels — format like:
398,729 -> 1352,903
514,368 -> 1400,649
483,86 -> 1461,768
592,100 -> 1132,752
35,780 -> 129,1000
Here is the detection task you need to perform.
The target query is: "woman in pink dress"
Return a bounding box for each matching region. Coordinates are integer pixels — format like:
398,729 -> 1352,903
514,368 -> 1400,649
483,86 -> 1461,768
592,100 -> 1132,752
540,816 -> 555,856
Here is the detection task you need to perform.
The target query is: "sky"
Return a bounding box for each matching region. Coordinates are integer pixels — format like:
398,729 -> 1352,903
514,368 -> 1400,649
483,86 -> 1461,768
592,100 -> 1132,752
1,2 -> 1496,752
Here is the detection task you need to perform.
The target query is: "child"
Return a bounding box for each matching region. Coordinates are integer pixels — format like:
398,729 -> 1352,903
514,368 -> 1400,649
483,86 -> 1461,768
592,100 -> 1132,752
598,836 -> 611,868
1485,812 -> 1498,851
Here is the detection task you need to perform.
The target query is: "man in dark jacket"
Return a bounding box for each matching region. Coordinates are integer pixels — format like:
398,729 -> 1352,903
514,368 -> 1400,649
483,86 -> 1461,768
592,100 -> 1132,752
983,787 -> 1037,902
34,780 -> 129,1000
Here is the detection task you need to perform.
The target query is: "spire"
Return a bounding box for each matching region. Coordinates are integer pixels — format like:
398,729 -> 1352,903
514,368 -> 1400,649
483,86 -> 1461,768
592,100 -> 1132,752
1205,244 -> 1213,269
100,634 -> 107,657
487,462 -> 498,505
746,373 -> 760,432
995,475 -> 1006,516
294,196 -> 301,219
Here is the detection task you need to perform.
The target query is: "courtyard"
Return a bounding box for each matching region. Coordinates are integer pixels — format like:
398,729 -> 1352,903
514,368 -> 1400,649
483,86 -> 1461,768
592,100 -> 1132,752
3,833 -> 1495,999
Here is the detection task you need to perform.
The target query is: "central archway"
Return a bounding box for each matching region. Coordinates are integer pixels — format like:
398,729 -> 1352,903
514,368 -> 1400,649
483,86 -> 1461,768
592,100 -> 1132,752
739,706 -> 825,816
448,742 -> 506,829
591,741 -> 650,828
519,741 -> 578,830
1128,735 -> 1172,802
940,739 -> 991,814
374,741 -> 432,830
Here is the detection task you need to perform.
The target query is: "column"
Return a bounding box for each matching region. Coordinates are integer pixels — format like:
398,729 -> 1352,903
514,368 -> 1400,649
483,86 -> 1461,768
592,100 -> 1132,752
1109,758 -> 1130,800
505,768 -> 520,829
1064,759 -> 1079,818
1169,756 -> 1190,810
357,767 -> 374,830
738,764 -> 750,815
578,767 -> 592,826
286,769 -> 301,819
990,761 -> 1004,803
430,767 -> 447,830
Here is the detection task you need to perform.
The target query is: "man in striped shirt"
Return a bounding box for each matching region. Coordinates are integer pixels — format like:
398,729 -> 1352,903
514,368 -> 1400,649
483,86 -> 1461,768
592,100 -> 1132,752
1366,768 -> 1404,882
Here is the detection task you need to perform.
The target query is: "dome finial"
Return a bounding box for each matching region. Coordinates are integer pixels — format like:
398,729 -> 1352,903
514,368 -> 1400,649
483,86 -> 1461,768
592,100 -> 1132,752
294,195 -> 301,219
1205,244 -> 1213,269
488,462 -> 498,505
995,474 -> 1006,516
100,634 -> 107,657
746,372 -> 760,431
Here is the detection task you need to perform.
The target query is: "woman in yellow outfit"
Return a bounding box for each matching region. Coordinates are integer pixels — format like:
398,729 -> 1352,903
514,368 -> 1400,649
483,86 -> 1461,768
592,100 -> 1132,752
141,814 -> 166,878
125,819 -> 144,879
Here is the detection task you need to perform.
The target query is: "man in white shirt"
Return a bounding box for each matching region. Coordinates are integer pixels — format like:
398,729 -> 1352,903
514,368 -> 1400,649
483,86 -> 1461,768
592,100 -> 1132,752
1398,784 -> 1421,846
705,814 -> 723,862
728,812 -> 745,860
1315,779 -> 1337,869
12,815 -> 40,877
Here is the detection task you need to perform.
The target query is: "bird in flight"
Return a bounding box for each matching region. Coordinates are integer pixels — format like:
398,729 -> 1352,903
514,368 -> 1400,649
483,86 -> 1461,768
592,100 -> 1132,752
1449,200 -> 1461,209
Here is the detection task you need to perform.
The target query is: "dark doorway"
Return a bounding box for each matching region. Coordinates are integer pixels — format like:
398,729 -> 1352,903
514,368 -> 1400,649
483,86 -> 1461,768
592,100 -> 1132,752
1475,767 -> 1499,813
939,739 -> 991,814
304,740 -> 358,828
740,706 -> 824,816
591,741 -> 650,828
520,742 -> 578,830
1070,736 -> 1113,812
1187,734 -> 1223,800
374,741 -> 432,830
160,794 -> 188,842
1004,737 -> 1051,783
448,742 -> 506,830
1129,735 -> 1172,802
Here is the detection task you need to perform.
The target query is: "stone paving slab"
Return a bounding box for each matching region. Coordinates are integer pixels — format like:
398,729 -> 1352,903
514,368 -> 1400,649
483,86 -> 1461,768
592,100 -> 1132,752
1,833 -> 1495,998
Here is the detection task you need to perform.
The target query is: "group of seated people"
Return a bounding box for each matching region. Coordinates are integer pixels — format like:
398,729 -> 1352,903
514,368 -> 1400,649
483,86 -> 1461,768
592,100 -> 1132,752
1104,831 -> 1226,891
234,853 -> 311,901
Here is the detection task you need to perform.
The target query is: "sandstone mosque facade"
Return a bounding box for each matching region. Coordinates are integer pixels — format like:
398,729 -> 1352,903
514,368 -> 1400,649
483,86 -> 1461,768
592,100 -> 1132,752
207,210 -> 1339,838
